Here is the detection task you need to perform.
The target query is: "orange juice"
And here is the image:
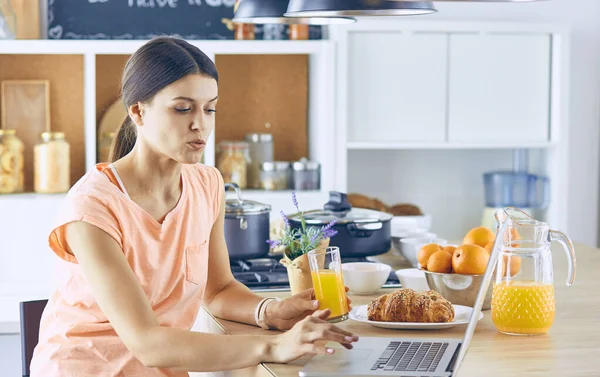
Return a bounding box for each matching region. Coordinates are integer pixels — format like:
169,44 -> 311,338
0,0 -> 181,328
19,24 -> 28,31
311,270 -> 349,320
492,281 -> 555,335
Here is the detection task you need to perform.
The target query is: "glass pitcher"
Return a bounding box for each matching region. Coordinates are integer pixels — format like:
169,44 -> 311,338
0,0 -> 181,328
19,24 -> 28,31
490,207 -> 576,336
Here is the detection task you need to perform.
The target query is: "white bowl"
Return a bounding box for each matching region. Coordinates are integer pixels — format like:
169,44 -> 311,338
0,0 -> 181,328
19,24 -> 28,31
398,237 -> 448,268
395,268 -> 430,292
341,262 -> 391,295
391,214 -> 432,232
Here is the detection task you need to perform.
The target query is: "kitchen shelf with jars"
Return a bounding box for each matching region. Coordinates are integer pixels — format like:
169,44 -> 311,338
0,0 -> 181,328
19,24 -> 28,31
0,39 -> 336,216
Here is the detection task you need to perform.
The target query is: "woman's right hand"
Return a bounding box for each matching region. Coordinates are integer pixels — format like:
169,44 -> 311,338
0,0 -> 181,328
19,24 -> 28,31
267,309 -> 359,364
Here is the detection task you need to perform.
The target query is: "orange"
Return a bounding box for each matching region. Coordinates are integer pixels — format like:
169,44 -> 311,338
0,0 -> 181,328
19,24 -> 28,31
452,244 -> 490,275
463,226 -> 496,248
417,243 -> 443,268
484,242 -> 494,254
500,255 -> 522,278
427,250 -> 453,273
442,245 -> 457,256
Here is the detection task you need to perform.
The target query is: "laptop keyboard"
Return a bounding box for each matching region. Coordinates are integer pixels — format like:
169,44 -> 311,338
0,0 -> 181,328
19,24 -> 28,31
370,341 -> 449,372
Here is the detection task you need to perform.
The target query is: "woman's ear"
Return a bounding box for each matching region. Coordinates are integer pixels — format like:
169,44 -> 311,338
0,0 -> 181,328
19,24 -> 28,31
128,103 -> 144,127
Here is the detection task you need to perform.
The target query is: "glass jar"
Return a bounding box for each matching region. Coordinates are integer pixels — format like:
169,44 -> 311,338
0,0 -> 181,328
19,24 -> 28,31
292,158 -> 320,191
98,131 -> 115,163
245,133 -> 273,189
260,162 -> 291,190
0,129 -> 24,194
34,132 -> 71,194
216,141 -> 250,189
0,0 -> 16,39
234,23 -> 255,40
290,24 -> 309,40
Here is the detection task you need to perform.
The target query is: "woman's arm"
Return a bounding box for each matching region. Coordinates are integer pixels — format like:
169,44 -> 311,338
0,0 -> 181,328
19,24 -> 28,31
202,193 -> 279,326
63,220 -> 273,372
203,193 -> 351,331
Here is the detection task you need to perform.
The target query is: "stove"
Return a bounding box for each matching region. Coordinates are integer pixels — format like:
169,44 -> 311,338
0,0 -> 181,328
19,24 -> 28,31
230,255 -> 401,292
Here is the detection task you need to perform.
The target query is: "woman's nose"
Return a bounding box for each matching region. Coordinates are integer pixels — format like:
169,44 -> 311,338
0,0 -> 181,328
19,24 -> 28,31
191,119 -> 205,131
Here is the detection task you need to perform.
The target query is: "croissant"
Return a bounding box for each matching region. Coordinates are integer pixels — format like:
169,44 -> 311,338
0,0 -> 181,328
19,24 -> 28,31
367,289 -> 455,323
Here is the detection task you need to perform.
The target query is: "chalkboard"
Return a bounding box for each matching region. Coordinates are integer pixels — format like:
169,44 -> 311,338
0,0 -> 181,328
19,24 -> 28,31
47,0 -> 322,40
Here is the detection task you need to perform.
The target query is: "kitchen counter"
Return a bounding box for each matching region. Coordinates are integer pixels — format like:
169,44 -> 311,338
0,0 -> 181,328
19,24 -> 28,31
203,243 -> 600,377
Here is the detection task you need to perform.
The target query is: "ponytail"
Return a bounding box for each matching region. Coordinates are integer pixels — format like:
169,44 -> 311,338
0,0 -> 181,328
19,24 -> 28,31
109,116 -> 136,162
110,36 -> 218,163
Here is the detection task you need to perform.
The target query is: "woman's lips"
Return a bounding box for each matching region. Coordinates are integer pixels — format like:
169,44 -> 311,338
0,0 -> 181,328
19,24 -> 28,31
187,140 -> 205,150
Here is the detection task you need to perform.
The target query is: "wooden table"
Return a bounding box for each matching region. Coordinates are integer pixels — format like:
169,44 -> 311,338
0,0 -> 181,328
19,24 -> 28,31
200,243 -> 600,377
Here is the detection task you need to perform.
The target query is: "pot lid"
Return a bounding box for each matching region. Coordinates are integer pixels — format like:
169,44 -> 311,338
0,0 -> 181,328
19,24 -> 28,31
290,207 -> 392,225
226,198 -> 271,215
224,182 -> 271,215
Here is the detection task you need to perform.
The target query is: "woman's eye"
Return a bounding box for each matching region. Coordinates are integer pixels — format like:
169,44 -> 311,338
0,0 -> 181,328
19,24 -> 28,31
175,107 -> 191,113
205,109 -> 217,114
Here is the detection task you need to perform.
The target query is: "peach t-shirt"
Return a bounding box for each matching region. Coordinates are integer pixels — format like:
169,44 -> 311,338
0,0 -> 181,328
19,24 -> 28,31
30,162 -> 224,377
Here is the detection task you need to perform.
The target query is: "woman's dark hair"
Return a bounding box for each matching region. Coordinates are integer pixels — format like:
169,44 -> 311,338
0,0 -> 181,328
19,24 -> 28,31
109,36 -> 219,162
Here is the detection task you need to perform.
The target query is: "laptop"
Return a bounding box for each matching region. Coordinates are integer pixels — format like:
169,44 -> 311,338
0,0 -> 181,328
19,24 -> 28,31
298,220 -> 507,377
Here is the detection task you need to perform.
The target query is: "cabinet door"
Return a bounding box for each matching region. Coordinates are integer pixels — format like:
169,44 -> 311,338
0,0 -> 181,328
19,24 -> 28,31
347,32 -> 448,143
448,33 -> 551,143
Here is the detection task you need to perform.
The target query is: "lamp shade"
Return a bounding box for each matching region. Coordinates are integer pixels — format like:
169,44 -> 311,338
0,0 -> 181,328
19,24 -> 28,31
285,0 -> 438,17
233,0 -> 356,24
388,0 -> 545,2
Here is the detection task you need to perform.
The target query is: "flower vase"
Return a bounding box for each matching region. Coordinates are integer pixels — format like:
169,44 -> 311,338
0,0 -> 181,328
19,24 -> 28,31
281,238 -> 330,296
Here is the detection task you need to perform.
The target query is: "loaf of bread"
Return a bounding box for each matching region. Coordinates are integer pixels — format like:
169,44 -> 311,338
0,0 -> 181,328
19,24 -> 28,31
347,193 -> 423,216
388,203 -> 423,216
367,288 -> 454,323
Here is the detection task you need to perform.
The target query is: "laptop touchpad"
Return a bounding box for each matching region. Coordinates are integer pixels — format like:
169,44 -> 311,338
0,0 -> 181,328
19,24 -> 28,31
327,348 -> 373,361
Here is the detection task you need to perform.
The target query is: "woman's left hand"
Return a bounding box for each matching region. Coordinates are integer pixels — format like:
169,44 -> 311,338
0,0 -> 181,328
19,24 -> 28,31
265,287 -> 353,331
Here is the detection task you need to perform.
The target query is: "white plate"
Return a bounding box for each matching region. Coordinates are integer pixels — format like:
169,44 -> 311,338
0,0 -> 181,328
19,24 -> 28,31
349,304 -> 483,330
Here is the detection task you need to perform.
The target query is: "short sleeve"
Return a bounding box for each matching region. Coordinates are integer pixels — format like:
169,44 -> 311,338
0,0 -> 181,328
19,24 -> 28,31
48,194 -> 123,264
210,166 -> 225,224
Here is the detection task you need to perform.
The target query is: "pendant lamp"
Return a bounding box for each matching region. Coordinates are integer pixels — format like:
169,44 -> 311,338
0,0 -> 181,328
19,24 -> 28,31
284,0 -> 438,18
387,0 -> 545,2
233,0 -> 356,25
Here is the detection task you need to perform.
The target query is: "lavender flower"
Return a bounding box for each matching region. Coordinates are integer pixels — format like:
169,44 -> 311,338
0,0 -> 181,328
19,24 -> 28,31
323,219 -> 336,231
280,210 -> 290,228
266,239 -> 281,248
323,228 -> 338,239
292,191 -> 299,208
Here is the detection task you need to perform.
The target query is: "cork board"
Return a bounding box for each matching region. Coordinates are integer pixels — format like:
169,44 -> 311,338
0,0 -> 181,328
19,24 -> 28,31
215,54 -> 309,162
0,55 -> 84,191
95,55 -> 130,127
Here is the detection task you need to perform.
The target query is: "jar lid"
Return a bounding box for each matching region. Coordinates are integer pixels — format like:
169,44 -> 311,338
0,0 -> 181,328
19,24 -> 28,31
245,133 -> 273,143
41,132 -> 65,140
219,141 -> 249,149
261,161 -> 290,172
289,207 -> 392,225
0,129 -> 16,136
293,158 -> 320,171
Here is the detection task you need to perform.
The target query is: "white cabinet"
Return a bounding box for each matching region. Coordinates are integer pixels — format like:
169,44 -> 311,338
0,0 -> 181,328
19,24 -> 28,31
347,32 -> 448,143
447,33 -> 552,143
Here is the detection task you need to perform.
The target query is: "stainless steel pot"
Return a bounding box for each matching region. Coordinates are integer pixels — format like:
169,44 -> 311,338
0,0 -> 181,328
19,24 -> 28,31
288,191 -> 393,258
224,183 -> 272,260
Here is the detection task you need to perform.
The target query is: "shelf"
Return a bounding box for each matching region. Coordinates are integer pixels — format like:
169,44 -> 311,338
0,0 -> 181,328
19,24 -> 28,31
0,39 -> 332,56
346,141 -> 558,150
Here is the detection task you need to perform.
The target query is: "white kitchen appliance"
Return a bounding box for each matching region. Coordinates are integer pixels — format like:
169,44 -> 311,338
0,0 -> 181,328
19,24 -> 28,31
297,216 -> 509,377
481,150 -> 549,231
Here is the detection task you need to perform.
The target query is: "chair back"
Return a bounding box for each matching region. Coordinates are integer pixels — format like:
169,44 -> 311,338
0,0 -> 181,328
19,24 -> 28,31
19,299 -> 48,377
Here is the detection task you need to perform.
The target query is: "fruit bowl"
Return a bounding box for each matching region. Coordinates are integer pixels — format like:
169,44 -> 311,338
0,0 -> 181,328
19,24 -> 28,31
421,269 -> 493,310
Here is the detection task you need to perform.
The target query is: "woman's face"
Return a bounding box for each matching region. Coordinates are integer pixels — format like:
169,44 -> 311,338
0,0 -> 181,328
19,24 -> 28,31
136,73 -> 218,164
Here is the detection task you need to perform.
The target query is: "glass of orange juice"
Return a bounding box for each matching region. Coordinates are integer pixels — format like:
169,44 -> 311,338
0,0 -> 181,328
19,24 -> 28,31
308,246 -> 349,323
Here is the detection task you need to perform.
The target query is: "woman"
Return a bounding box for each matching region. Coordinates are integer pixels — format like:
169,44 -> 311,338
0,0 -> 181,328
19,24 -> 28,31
30,36 -> 358,377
